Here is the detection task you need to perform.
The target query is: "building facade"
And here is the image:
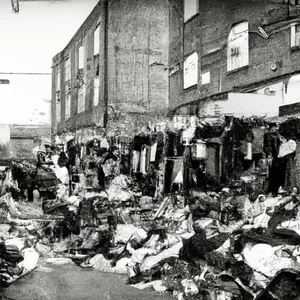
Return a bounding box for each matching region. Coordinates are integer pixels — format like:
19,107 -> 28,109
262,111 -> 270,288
169,0 -> 300,117
51,0 -> 169,142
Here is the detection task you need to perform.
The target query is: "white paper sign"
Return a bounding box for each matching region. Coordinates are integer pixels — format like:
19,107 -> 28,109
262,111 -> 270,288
184,52 -> 198,89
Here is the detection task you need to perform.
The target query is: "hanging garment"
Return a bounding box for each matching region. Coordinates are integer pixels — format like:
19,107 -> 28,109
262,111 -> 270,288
278,140 -> 297,158
245,142 -> 252,160
171,158 -> 184,185
54,166 -> 69,185
140,146 -> 149,175
150,142 -> 157,162
285,142 -> 300,191
132,151 -> 140,173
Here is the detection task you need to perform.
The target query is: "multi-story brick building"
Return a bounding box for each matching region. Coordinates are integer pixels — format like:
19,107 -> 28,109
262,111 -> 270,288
169,0 -> 300,118
51,0 -> 169,142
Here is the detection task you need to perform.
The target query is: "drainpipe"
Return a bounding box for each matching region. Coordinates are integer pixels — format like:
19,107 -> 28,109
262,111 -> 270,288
103,0 -> 109,129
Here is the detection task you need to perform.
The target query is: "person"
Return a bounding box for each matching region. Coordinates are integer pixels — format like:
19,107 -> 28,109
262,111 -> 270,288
35,150 -> 58,200
44,144 -> 54,165
100,146 -> 121,187
55,155 -> 70,200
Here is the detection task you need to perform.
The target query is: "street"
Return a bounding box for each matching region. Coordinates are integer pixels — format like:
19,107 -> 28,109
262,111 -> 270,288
2,264 -> 173,300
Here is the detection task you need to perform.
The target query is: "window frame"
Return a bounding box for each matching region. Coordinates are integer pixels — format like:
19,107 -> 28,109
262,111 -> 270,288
291,23 -> 300,49
184,0 -> 199,23
183,52 -> 199,90
227,22 -> 249,72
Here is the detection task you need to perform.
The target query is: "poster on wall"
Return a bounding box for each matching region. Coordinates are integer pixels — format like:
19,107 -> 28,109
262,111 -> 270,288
184,52 -> 198,89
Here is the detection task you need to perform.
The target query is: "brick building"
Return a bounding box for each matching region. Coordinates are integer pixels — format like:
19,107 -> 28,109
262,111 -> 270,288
51,0 -> 169,142
169,0 -> 300,117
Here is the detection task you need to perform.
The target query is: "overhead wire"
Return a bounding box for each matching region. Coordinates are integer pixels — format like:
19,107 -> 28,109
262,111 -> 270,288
0,72 -> 51,75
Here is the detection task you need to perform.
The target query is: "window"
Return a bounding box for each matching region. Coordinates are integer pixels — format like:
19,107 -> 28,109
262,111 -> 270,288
184,0 -> 199,22
227,22 -> 249,72
94,25 -> 100,78
77,45 -> 86,114
94,25 -> 100,56
78,46 -> 84,70
94,25 -> 100,106
184,52 -> 198,89
64,54 -> 71,120
56,68 -> 61,123
291,24 -> 300,48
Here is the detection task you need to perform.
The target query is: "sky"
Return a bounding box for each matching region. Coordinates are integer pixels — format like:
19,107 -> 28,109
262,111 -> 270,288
0,0 -> 99,125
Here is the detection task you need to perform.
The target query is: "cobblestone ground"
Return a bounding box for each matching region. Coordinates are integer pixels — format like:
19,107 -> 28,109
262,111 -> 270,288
2,264 -> 173,300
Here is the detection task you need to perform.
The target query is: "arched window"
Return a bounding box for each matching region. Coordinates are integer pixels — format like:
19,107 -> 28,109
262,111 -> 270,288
227,22 -> 249,72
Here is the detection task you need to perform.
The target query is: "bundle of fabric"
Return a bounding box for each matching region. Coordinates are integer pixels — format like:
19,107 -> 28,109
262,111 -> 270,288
1,169 -> 20,198
35,166 -> 58,191
78,194 -> 99,228
10,161 -> 36,190
0,193 -> 19,221
0,240 -> 23,288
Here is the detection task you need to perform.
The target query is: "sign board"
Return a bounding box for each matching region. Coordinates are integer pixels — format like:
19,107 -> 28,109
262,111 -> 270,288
0,79 -> 9,84
199,92 -> 280,118
184,52 -> 198,89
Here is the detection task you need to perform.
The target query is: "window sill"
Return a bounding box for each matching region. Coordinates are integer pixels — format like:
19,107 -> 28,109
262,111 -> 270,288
202,48 -> 222,58
291,45 -> 300,52
183,84 -> 197,92
227,65 -> 249,75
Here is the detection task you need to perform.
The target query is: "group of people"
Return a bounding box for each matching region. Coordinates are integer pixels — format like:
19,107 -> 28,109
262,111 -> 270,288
82,139 -> 122,191
35,139 -> 123,201
36,143 -> 71,201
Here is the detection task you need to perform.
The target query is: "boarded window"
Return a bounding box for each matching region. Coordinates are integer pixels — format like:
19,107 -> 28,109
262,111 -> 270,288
227,22 -> 249,72
291,24 -> 300,47
184,0 -> 199,22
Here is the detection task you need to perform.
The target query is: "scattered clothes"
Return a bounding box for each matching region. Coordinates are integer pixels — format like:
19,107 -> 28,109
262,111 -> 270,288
3,122 -> 300,300
17,248 -> 39,277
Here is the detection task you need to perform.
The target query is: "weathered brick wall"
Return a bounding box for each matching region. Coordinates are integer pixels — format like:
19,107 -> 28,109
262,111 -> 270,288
106,0 -> 169,136
169,0 -> 300,111
52,0 -> 169,138
52,1 -> 106,136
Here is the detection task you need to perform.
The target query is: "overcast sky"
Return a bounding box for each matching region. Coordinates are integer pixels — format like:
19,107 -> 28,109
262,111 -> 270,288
0,0 -> 99,124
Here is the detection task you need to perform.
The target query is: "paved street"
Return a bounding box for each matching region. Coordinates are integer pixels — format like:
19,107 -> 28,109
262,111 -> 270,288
2,264 -> 173,300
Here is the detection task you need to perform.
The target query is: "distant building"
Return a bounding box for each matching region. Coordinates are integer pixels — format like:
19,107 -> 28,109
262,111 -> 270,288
168,0 -> 300,118
0,124 -> 50,163
51,0 -> 169,142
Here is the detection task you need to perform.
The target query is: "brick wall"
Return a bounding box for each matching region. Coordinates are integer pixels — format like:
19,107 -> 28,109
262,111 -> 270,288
169,0 -> 300,111
106,0 -> 169,136
51,0 -> 169,138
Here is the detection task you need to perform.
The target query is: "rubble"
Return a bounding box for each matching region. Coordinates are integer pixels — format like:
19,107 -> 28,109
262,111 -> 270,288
2,117 -> 300,299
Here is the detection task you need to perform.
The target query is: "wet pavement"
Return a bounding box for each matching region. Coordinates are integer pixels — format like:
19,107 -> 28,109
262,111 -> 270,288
2,264 -> 173,300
